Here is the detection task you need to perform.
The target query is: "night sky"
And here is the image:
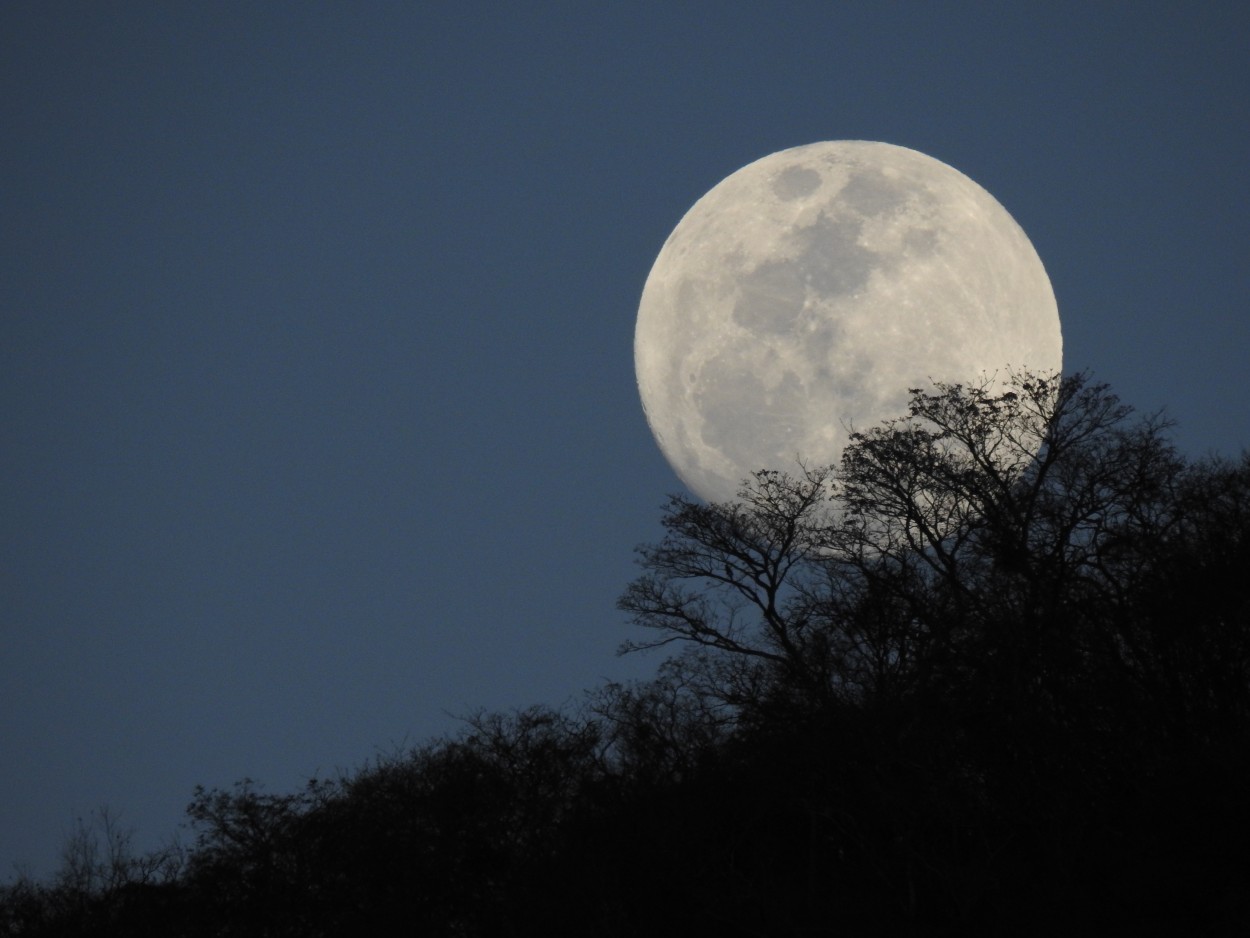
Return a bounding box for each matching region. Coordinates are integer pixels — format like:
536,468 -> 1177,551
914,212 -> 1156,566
3,3 -> 1247,876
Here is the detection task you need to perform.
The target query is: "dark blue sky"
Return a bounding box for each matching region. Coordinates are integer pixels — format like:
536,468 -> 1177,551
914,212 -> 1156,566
3,3 -> 1247,876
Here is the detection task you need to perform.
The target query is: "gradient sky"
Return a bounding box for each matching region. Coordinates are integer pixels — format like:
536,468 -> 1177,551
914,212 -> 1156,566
3,3 -> 1247,876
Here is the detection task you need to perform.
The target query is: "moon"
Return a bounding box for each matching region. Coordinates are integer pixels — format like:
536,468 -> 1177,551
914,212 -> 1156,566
635,140 -> 1062,503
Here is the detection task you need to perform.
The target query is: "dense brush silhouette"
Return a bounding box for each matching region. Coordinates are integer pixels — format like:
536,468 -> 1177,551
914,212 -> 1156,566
5,373 -> 1248,936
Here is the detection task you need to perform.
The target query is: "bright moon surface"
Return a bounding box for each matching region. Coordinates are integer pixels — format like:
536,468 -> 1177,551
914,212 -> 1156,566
635,140 -> 1062,503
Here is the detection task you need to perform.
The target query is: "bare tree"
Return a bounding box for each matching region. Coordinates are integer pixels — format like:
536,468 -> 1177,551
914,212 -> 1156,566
618,465 -> 837,710
618,371 -> 1213,715
55,807 -> 183,898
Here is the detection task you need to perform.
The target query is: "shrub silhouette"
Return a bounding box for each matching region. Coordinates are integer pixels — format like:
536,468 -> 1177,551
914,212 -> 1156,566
5,373 -> 1248,936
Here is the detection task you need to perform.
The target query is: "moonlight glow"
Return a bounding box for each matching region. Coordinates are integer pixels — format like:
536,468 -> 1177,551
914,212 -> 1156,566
635,140 -> 1062,503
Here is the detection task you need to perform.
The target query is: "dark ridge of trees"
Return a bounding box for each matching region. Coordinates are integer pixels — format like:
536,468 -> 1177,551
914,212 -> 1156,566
4,372 -> 1249,936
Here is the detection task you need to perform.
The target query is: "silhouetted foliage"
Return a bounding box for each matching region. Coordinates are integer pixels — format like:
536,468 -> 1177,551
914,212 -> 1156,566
0,808 -> 183,938
614,371 -> 1250,933
4,372 -> 1248,936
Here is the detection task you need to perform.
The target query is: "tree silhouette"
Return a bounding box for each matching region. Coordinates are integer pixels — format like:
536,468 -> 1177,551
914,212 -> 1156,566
614,371 -> 1250,932
5,372 -> 1248,936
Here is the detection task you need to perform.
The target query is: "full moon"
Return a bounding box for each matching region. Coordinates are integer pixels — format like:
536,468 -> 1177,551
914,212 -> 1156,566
635,140 -> 1062,503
